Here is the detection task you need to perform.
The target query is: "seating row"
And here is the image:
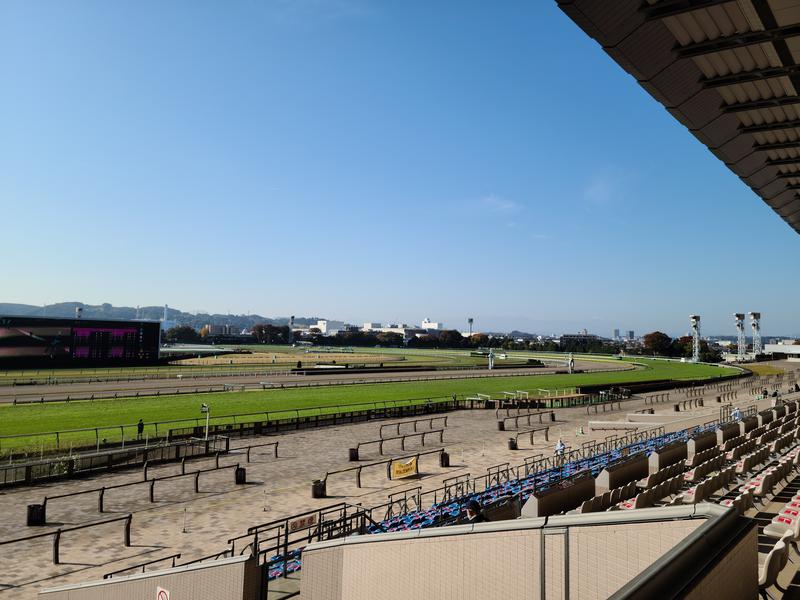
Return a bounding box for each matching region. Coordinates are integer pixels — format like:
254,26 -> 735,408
684,454 -> 724,484
725,437 -> 754,461
574,482 -> 637,514
720,434 -> 746,454
616,475 -> 684,510
637,460 -> 684,489
680,465 -> 736,504
686,446 -> 719,469
735,446 -> 771,477
738,443 -> 797,502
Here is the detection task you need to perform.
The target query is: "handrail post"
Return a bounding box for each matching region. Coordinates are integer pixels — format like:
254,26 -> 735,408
124,514 -> 132,546
195,471 -> 201,493
98,488 -> 105,513
149,480 -> 155,503
52,529 -> 61,564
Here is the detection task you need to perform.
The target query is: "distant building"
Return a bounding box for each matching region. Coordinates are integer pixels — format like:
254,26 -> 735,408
765,340 -> 800,358
205,324 -> 233,336
313,320 -> 346,335
560,333 -> 601,344
362,322 -> 382,331
628,330 -> 635,341
421,318 -> 442,331
613,328 -> 620,340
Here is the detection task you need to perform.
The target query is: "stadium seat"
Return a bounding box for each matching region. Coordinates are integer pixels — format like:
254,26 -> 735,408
758,540 -> 787,600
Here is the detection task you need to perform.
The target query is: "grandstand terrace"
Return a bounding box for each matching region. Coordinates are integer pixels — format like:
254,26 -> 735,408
0,366 -> 796,598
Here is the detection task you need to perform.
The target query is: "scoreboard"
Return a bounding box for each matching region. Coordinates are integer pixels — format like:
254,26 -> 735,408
0,316 -> 161,368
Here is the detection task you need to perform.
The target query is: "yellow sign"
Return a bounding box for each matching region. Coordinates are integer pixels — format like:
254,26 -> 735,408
390,457 -> 418,480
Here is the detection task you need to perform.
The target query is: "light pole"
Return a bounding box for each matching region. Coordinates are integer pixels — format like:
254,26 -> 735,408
201,403 -> 210,440
468,318 -> 473,337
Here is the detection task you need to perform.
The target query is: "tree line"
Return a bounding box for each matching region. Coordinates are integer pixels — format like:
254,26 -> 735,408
636,331 -> 722,363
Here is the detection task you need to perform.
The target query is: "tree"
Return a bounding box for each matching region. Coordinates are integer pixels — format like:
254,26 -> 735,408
469,333 -> 489,347
643,331 -> 673,356
376,332 -> 403,346
672,336 -> 693,358
164,325 -> 201,343
252,323 -> 290,344
437,330 -> 466,348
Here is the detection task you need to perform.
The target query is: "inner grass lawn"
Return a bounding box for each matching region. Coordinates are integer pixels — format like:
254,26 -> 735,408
0,358 -> 739,454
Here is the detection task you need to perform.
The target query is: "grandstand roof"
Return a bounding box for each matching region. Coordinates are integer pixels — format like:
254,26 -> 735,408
558,0 -> 800,234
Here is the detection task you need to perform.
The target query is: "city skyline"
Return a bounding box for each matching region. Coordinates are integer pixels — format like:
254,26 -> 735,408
1,300 -> 794,339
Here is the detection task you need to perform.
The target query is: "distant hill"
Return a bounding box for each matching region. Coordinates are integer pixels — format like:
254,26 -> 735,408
0,302 -> 321,331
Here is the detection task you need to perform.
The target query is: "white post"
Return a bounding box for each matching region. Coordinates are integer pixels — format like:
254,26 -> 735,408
205,409 -> 210,441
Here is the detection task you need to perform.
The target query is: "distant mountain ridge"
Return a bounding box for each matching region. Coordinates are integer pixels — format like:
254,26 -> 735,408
0,302 -> 321,331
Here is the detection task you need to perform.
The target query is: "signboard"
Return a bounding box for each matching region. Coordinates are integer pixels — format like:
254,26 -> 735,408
390,456 -> 419,480
156,587 -> 170,600
289,514 -> 318,533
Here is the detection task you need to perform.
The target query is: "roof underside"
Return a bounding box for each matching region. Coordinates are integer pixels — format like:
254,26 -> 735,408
557,0 -> 800,234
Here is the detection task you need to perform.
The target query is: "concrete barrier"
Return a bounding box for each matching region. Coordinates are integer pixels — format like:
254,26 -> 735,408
716,423 -> 740,445
738,416 -> 758,435
648,441 -> 687,474
687,432 -> 716,461
595,454 -> 648,495
520,473 -> 595,517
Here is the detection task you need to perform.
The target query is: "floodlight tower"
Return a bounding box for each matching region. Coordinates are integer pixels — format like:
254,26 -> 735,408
689,315 -> 701,363
468,318 -> 474,336
734,313 -> 746,361
289,315 -> 295,344
749,312 -> 762,356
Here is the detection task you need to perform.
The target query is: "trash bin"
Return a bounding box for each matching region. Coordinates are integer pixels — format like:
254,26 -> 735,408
508,438 -> 518,451
497,421 -> 505,431
348,448 -> 359,461
311,479 -> 326,498
27,504 -> 46,526
235,467 -> 246,485
440,451 -> 450,468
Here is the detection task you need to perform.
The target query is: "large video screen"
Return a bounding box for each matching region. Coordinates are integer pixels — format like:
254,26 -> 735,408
0,316 -> 160,367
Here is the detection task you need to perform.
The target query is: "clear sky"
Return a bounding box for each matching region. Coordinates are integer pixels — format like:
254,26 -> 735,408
2,1 -> 798,337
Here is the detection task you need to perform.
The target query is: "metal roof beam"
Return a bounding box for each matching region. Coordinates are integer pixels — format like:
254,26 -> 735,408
702,65 -> 800,89
642,0 -> 736,21
740,119 -> 800,133
723,96 -> 800,113
676,25 -> 800,58
754,141 -> 800,151
766,157 -> 800,166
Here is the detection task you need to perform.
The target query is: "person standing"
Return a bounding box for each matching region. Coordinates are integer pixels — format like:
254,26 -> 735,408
137,419 -> 144,440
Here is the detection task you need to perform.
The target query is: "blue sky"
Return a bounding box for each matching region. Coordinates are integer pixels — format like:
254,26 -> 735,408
2,0 -> 798,337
